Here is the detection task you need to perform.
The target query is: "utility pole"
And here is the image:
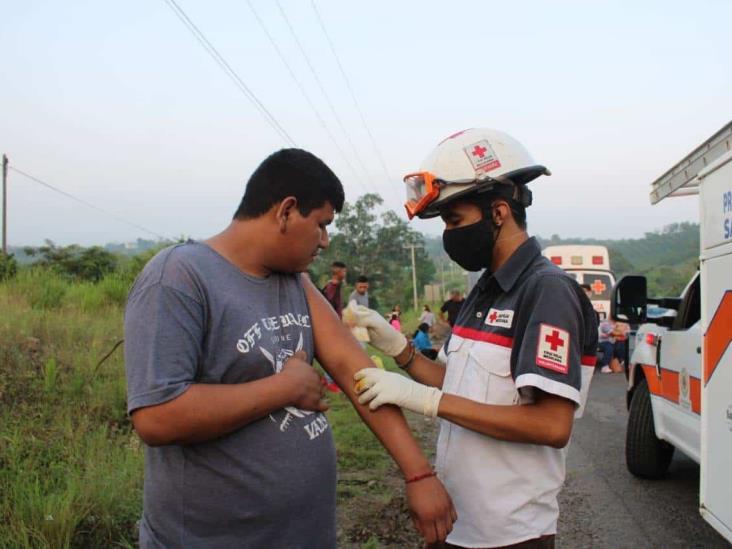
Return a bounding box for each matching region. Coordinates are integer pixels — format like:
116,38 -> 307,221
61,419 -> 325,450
2,155 -> 7,256
410,245 -> 418,311
405,243 -> 422,311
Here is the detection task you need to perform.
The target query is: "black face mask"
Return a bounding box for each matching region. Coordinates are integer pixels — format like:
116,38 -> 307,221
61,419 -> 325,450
442,219 -> 500,272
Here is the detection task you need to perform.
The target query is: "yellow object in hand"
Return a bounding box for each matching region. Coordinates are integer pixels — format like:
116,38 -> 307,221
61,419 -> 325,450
370,355 -> 385,369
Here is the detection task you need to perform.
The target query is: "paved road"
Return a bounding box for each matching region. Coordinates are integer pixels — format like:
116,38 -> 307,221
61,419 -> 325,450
558,372 -> 730,548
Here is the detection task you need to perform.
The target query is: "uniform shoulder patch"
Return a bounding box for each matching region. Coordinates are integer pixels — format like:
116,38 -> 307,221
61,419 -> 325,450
535,323 -> 570,374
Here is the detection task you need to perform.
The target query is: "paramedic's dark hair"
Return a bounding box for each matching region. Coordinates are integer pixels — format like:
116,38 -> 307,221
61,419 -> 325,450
473,184 -> 527,230
234,149 -> 345,219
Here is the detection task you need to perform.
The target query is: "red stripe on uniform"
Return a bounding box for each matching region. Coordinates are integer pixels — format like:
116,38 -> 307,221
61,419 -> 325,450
581,355 -> 597,366
452,326 -> 514,348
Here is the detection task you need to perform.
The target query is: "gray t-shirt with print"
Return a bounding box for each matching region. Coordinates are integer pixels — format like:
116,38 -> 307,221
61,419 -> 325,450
124,242 -> 336,549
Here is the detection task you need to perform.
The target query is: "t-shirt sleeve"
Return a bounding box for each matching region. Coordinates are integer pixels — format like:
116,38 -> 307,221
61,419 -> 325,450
513,275 -> 585,406
124,282 -> 205,414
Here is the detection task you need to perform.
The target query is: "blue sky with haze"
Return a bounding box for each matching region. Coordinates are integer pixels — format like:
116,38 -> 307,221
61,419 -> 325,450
1,0 -> 730,245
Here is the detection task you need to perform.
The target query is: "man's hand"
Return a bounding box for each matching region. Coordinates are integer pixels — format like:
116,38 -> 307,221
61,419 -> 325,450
280,351 -> 329,412
354,368 -> 442,417
406,475 -> 457,543
352,305 -> 408,356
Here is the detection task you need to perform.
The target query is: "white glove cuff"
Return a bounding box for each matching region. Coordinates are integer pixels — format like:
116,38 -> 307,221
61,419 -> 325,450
423,388 -> 443,418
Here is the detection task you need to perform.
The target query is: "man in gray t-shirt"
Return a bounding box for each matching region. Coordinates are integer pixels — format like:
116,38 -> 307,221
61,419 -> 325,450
348,275 -> 370,308
125,149 -> 456,548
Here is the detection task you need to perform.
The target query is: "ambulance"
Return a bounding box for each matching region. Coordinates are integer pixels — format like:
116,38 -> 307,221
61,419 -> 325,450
542,245 -> 615,319
612,121 -> 732,543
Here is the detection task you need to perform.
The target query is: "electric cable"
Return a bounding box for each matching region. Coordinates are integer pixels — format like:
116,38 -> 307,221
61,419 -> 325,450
9,166 -> 170,241
310,1 -> 395,188
275,1 -> 374,186
162,0 -> 297,147
245,0 -> 367,192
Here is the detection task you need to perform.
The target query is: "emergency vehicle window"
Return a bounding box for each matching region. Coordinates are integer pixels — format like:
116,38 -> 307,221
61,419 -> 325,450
672,274 -> 700,331
586,274 -> 612,301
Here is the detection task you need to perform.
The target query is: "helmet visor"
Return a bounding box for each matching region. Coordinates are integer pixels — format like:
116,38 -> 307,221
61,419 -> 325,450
403,172 -> 440,219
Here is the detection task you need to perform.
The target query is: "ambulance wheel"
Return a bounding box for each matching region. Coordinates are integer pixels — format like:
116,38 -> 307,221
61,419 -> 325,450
626,378 -> 674,478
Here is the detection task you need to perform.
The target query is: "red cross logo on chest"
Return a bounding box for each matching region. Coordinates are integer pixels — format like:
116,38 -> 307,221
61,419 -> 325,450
472,144 -> 487,158
488,310 -> 498,322
545,329 -> 565,351
590,279 -> 606,295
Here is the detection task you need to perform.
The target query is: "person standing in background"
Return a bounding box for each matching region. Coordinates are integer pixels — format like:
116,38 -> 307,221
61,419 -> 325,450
348,275 -> 370,307
419,305 -> 436,329
322,261 -> 347,317
439,290 -> 464,328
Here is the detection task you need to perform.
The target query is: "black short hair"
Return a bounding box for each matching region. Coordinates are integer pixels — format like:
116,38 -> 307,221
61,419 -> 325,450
234,149 -> 345,220
418,323 -> 429,333
356,275 -> 368,283
332,261 -> 346,269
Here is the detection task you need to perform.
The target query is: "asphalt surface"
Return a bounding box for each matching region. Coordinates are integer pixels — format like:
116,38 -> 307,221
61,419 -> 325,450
557,371 -> 731,548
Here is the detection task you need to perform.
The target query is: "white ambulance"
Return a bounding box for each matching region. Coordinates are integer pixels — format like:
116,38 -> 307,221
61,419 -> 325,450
542,245 -> 615,319
612,121 -> 732,543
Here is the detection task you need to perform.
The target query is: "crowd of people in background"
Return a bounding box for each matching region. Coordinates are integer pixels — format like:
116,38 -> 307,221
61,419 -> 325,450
319,260 -> 469,365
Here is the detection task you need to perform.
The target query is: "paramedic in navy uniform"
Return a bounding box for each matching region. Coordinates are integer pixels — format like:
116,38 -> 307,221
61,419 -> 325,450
353,128 -> 598,549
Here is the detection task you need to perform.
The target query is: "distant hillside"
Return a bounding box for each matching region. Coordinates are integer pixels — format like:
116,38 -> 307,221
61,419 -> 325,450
425,222 -> 699,296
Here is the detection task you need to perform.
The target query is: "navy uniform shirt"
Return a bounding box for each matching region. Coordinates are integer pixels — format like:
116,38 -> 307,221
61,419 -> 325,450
447,236 -> 598,405
437,236 -> 598,547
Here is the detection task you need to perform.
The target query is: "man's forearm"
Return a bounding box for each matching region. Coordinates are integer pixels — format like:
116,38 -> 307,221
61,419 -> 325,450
327,356 -> 433,477
437,392 -> 575,448
131,376 -> 292,446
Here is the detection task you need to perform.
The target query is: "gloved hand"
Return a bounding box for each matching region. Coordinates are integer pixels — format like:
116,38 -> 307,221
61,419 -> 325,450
351,305 -> 408,357
354,368 -> 443,417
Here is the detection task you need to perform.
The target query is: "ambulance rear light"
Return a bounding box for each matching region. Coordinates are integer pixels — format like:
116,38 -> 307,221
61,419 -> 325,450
592,255 -> 604,265
550,256 -> 562,265
571,255 -> 583,265
645,333 -> 658,346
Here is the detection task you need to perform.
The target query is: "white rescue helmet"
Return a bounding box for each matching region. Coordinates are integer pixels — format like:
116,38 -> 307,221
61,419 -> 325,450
403,128 -> 550,219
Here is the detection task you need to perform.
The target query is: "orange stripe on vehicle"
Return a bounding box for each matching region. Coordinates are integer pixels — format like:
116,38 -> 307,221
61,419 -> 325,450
640,365 -> 701,414
704,291 -> 732,385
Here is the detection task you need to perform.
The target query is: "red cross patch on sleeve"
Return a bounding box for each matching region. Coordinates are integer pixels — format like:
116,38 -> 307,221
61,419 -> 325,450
536,323 -> 570,374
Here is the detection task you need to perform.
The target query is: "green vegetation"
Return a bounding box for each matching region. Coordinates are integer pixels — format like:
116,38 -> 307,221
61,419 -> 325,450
312,193 -> 436,311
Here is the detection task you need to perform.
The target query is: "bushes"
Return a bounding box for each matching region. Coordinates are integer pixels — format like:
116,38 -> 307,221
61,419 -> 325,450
0,274 -> 139,548
0,252 -> 17,281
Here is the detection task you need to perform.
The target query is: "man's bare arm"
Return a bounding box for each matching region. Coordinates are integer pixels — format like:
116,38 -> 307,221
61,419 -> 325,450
302,275 -> 456,543
131,353 -> 325,446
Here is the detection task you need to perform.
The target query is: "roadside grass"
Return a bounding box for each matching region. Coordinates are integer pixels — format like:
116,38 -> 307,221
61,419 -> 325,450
1,271 -> 434,548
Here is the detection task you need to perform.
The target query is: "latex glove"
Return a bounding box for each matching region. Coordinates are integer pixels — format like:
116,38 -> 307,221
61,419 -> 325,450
354,368 -> 442,417
351,304 -> 407,357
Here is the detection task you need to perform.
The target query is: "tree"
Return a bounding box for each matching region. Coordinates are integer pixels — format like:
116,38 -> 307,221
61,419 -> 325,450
313,194 -> 436,311
0,252 -> 17,281
23,240 -> 117,282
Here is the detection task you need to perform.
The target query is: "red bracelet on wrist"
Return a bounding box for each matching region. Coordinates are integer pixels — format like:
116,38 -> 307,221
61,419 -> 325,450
405,470 -> 437,484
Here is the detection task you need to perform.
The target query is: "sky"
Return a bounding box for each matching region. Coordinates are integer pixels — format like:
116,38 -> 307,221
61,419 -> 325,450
1,0 -> 730,246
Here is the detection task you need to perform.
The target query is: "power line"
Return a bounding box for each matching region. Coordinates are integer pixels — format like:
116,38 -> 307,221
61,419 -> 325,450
161,0 -> 297,147
245,0 -> 367,192
274,1 -> 374,187
9,166 -> 170,241
310,1 -> 394,188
